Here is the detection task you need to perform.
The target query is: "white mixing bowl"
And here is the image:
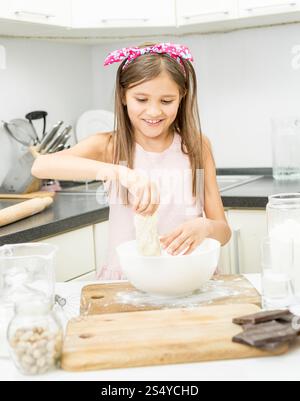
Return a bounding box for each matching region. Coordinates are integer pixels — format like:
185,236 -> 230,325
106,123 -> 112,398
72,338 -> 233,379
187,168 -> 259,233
116,238 -> 221,296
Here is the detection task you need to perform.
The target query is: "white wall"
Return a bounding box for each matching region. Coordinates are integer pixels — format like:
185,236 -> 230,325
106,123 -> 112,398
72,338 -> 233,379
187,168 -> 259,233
0,38 -> 93,184
91,23 -> 300,168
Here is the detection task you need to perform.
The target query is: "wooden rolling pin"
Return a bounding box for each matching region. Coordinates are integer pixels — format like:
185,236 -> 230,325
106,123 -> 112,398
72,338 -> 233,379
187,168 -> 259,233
0,197 -> 54,227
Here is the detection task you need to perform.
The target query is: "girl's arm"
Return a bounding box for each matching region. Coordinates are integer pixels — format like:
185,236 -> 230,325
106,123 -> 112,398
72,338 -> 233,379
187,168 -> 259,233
31,133 -> 119,182
202,136 -> 232,246
32,132 -> 160,216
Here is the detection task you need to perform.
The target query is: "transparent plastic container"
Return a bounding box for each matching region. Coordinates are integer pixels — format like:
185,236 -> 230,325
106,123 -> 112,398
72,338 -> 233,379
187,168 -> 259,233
0,243 -> 58,358
271,117 -> 300,180
7,299 -> 63,375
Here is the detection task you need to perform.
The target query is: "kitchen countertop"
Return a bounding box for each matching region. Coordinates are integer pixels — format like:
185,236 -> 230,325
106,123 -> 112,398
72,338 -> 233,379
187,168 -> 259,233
1,274 -> 300,381
1,169 -> 300,245
0,192 -> 109,245
221,175 -> 300,208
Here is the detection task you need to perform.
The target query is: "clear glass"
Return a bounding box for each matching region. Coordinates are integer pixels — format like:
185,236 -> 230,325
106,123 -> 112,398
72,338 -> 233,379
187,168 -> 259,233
271,117 -> 300,180
0,243 -> 57,358
7,300 -> 63,375
266,193 -> 300,233
261,237 -> 294,310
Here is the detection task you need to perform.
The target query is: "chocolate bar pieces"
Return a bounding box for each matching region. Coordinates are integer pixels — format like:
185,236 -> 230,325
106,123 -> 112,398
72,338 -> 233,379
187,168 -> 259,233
232,309 -> 300,351
233,310 -> 292,325
233,321 -> 297,347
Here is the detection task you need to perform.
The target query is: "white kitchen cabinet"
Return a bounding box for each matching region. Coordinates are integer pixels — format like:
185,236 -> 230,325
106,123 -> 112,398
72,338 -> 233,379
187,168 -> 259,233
239,0 -> 300,18
176,0 -> 238,25
1,0 -> 71,26
93,221 -> 109,274
227,209 -> 267,275
71,0 -> 176,28
0,2 -> 13,19
41,226 -> 95,282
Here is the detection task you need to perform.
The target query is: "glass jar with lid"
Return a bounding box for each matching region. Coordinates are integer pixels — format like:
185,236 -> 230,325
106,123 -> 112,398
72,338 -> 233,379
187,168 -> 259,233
7,299 -> 63,376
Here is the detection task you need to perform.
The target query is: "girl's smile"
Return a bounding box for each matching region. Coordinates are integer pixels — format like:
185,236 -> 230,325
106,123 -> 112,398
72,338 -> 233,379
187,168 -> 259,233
142,119 -> 165,127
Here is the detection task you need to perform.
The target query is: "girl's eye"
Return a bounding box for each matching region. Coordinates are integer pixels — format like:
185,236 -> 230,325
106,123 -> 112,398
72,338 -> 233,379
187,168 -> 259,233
135,99 -> 173,104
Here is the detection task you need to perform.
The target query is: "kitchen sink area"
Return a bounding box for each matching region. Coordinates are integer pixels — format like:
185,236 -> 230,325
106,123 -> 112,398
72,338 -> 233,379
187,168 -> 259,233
58,181 -> 105,194
216,175 -> 264,192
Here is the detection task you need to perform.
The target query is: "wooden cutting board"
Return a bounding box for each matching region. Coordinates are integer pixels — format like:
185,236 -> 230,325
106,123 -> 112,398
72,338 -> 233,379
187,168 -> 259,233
80,275 -> 261,315
62,303 -> 288,372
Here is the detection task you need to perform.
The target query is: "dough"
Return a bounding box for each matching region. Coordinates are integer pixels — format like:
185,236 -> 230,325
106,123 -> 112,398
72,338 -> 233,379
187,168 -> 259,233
134,213 -> 162,256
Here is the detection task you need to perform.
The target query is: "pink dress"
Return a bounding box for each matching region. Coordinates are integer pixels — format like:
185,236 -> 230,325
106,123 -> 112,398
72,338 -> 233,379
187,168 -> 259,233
97,132 -> 204,280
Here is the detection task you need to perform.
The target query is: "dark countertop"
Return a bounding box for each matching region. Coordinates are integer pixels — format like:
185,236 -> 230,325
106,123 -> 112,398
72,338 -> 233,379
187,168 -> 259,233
221,175 -> 300,208
1,168 -> 300,245
0,193 -> 109,245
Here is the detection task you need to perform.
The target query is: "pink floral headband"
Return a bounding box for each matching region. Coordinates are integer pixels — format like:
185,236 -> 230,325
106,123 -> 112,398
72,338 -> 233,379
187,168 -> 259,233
103,43 -> 193,74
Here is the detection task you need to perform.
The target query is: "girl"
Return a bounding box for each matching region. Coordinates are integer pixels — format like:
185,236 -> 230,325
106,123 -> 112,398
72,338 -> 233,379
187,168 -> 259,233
32,42 -> 231,280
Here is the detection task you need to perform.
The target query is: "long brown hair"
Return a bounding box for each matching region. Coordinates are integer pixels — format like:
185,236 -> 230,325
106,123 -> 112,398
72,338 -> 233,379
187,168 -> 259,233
109,42 -> 204,205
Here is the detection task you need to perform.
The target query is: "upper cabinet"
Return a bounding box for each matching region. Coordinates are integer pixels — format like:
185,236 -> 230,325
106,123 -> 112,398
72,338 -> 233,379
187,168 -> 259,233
0,0 -> 300,40
0,0 -> 71,27
176,0 -> 238,26
71,0 -> 176,28
239,0 -> 300,18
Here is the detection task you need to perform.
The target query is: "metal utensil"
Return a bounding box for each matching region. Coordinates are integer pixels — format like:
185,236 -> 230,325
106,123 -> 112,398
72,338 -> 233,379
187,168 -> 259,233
25,111 -> 48,142
49,134 -> 70,153
46,126 -> 72,154
49,144 -> 65,153
2,120 -> 32,147
56,133 -> 71,149
10,118 -> 39,145
2,147 -> 36,193
37,121 -> 64,153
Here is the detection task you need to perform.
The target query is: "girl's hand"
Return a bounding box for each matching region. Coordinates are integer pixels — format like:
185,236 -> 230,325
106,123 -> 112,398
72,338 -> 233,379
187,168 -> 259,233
118,166 -> 160,216
160,218 -> 211,256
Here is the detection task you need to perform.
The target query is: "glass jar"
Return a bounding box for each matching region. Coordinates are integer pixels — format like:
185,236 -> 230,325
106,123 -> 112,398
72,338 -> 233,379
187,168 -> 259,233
271,117 -> 300,180
7,299 -> 63,375
0,243 -> 57,358
266,193 -> 300,302
267,193 -> 300,234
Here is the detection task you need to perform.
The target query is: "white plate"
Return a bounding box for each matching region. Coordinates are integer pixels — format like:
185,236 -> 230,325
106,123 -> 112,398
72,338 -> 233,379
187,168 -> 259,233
75,110 -> 115,143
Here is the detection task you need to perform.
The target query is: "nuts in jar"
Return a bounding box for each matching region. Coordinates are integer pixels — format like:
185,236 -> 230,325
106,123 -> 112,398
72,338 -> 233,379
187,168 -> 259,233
7,299 -> 63,375
9,326 -> 62,375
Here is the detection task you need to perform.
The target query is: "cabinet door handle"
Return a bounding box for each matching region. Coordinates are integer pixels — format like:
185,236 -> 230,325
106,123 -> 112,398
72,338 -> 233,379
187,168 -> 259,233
183,10 -> 230,20
100,17 -> 150,23
14,10 -> 55,19
245,2 -> 297,12
232,227 -> 241,275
